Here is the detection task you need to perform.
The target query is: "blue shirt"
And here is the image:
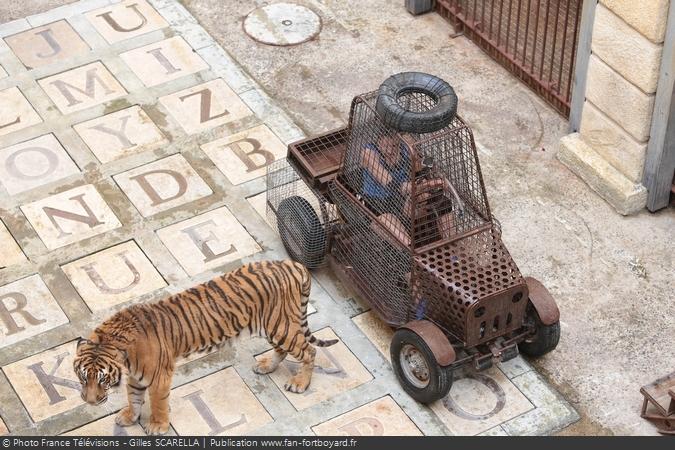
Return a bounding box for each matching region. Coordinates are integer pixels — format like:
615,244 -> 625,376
362,142 -> 411,199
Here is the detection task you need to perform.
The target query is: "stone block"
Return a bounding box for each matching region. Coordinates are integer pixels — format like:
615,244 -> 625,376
557,133 -> 648,215
591,4 -> 662,93
585,54 -> 655,142
85,0 -> 168,44
0,86 -> 43,136
600,0 -> 670,44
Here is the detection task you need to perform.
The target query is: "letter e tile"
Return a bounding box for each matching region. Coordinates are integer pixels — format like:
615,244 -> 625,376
312,396 -> 422,436
158,79 -> 252,135
256,328 -> 372,410
73,105 -> 167,164
113,154 -> 212,217
202,124 -> 286,185
169,367 -> 272,435
0,274 -> 68,349
0,134 -> 80,195
85,0 -> 168,45
20,184 -> 121,250
0,87 -> 42,136
120,36 -> 208,88
61,241 -> 166,312
156,206 -> 261,276
4,20 -> 90,70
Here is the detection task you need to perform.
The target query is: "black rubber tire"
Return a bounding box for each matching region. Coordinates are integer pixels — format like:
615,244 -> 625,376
390,328 -> 453,404
277,196 -> 326,269
519,308 -> 561,357
376,72 -> 458,134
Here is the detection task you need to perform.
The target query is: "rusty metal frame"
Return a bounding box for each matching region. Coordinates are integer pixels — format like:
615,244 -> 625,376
435,0 -> 583,116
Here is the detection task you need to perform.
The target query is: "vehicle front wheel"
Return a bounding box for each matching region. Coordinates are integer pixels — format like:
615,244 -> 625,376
390,328 -> 453,403
519,309 -> 561,357
276,196 -> 326,269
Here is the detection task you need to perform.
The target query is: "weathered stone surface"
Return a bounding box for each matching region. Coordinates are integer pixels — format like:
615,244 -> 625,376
0,220 -> 25,269
591,4 -> 662,93
600,0 -> 670,44
557,133 -> 647,215
580,101 -> 647,183
585,55 -> 655,142
0,86 -> 43,136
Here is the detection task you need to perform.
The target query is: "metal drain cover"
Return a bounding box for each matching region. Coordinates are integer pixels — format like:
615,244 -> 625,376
243,3 -> 321,46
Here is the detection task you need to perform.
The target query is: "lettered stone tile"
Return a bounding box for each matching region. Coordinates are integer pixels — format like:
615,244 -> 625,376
156,206 -> 261,276
247,192 -> 268,223
2,341 -> 124,422
158,78 -> 253,134
4,20 -> 90,70
352,311 -> 393,362
114,154 -> 213,217
38,61 -> 127,114
202,125 -> 287,185
429,367 -> 534,436
62,240 -> 166,312
0,274 -> 68,349
73,105 -> 167,163
63,413 -> 147,436
21,184 -> 122,250
0,220 -> 26,269
85,0 -> 168,44
169,367 -> 272,436
0,65 -> 7,79
120,36 -> 208,87
0,134 -> 80,195
312,396 -> 422,436
0,417 -> 7,435
258,328 -> 372,410
0,86 -> 43,136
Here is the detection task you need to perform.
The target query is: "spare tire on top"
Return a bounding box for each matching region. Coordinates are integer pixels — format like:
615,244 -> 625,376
375,72 -> 458,134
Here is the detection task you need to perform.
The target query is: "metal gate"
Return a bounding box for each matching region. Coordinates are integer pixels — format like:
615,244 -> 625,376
436,0 -> 583,116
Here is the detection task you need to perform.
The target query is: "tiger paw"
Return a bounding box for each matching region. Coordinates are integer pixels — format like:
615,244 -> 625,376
253,357 -> 277,375
142,419 -> 170,435
115,407 -> 139,427
284,375 -> 310,393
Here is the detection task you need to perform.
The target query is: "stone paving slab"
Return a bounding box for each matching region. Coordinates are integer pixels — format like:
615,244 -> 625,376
0,0 -> 577,437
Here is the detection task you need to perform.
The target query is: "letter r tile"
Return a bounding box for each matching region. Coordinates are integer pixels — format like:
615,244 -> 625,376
20,184 -> 121,250
201,124 -> 287,185
61,240 -> 166,312
156,206 -> 261,276
0,274 -> 68,349
312,396 -> 422,436
0,87 -> 43,137
113,154 -> 212,218
4,20 -> 90,70
169,367 -> 272,435
85,0 -> 168,45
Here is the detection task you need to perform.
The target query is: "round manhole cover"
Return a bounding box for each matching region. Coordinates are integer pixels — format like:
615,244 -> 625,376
243,3 -> 322,46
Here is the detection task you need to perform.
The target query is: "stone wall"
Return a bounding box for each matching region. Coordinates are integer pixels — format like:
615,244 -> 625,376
558,0 -> 671,214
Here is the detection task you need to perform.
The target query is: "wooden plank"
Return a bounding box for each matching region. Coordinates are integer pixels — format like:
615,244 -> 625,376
644,0 -> 675,212
568,0 -> 597,132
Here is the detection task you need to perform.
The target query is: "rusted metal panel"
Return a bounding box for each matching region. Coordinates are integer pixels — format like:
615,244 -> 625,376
435,0 -> 583,116
524,276 -> 560,325
400,320 -> 457,366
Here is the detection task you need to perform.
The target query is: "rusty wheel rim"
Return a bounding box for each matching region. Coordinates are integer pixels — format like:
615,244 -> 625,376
400,344 -> 430,389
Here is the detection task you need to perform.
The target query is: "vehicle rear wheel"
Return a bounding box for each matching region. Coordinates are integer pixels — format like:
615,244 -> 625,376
390,328 -> 453,403
519,308 -> 561,357
277,196 -> 326,269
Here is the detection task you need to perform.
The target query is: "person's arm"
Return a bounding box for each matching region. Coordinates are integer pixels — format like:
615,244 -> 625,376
361,146 -> 392,186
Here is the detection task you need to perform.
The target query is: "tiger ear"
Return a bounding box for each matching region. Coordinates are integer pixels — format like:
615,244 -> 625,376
76,337 -> 90,349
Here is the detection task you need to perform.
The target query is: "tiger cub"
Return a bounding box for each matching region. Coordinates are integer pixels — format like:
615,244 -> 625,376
73,260 -> 337,435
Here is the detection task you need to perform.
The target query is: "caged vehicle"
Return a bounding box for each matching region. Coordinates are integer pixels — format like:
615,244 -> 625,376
266,72 -> 561,403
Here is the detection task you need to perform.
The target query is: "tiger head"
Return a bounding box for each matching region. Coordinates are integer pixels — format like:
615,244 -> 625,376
73,337 -> 126,405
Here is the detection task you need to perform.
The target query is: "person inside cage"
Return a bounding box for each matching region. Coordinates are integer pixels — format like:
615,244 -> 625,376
359,131 -> 464,247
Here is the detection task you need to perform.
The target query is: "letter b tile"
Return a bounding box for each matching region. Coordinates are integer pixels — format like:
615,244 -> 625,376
113,154 -> 213,218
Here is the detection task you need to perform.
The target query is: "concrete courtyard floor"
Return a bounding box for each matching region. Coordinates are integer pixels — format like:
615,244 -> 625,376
0,0 -> 673,437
